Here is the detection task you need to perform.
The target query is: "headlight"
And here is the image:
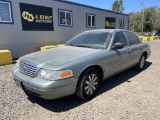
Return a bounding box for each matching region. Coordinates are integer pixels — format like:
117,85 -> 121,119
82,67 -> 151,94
17,59 -> 20,68
37,69 -> 73,80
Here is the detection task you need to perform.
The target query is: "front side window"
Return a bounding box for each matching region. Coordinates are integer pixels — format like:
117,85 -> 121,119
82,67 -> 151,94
113,32 -> 127,46
87,14 -> 96,27
124,32 -> 140,45
59,9 -> 72,26
119,19 -> 125,28
66,32 -> 112,49
0,0 -> 13,23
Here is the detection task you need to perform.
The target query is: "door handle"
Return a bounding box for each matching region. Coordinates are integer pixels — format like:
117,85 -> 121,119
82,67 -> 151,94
127,50 -> 132,53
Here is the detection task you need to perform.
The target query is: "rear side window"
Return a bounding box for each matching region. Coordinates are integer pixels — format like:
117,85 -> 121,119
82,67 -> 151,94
125,32 -> 140,45
113,32 -> 127,46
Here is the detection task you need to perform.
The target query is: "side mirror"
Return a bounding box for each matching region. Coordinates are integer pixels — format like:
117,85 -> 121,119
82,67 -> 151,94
111,43 -> 124,50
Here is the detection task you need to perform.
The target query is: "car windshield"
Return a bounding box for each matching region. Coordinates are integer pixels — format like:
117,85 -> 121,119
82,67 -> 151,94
66,32 -> 112,49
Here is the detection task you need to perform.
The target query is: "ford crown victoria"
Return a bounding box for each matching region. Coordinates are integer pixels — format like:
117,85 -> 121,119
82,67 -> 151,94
12,29 -> 151,100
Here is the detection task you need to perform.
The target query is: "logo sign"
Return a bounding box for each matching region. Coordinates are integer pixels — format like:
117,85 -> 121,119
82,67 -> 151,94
22,11 -> 34,22
20,3 -> 54,31
105,21 -> 110,27
105,17 -> 116,29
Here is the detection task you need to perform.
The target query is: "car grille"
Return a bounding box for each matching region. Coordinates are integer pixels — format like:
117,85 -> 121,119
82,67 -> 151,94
19,61 -> 37,77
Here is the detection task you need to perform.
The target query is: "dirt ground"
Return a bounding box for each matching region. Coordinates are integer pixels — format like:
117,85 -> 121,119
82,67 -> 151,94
0,40 -> 160,120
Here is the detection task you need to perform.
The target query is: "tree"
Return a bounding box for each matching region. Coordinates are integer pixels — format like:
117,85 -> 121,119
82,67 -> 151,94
129,6 -> 160,33
144,6 -> 157,32
129,12 -> 142,32
112,0 -> 125,13
157,7 -> 160,28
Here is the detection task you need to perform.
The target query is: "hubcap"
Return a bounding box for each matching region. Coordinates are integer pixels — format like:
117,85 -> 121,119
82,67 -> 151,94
140,56 -> 145,68
84,74 -> 98,95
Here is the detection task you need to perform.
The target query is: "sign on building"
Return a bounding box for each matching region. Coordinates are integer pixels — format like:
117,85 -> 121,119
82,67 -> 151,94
20,3 -> 54,31
105,17 -> 116,29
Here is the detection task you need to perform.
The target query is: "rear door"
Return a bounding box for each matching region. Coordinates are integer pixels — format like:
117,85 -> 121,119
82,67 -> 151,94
124,32 -> 143,65
109,32 -> 131,75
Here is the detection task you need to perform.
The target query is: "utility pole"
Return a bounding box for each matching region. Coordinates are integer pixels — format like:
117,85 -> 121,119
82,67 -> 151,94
141,2 -> 144,33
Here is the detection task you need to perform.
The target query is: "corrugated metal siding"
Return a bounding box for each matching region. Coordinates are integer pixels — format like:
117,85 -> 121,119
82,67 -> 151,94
0,0 -> 129,59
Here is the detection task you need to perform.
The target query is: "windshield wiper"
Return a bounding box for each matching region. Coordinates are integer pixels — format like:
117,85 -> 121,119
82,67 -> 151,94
75,44 -> 92,48
67,43 -> 75,46
67,43 -> 92,48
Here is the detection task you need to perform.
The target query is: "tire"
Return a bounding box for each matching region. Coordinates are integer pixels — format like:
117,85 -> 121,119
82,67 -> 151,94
136,54 -> 146,70
76,68 -> 101,100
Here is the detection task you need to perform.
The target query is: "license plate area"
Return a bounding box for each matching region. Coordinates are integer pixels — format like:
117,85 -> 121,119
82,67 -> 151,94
14,78 -> 21,87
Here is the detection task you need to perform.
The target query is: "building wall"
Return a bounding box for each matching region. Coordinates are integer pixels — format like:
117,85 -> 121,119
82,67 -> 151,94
0,0 -> 129,59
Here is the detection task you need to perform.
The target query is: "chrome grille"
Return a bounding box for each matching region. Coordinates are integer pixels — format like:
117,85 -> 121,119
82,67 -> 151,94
19,61 -> 37,77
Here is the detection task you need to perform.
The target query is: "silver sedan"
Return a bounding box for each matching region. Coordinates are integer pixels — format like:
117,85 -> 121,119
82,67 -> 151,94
12,29 -> 151,100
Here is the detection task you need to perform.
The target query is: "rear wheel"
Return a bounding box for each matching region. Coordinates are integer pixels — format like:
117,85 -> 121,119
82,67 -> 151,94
76,68 -> 101,100
136,54 -> 146,70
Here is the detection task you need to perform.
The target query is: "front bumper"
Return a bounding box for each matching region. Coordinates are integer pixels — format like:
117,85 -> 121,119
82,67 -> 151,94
12,67 -> 78,99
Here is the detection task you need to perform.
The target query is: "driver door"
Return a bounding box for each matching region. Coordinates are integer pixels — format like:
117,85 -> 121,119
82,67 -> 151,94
109,32 -> 131,75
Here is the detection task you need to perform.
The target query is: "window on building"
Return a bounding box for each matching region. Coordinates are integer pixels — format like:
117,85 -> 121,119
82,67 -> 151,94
86,14 -> 96,27
119,19 -> 125,28
59,9 -> 72,26
0,0 -> 13,23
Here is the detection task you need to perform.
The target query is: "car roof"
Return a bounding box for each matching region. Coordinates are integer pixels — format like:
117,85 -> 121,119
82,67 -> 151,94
83,29 -> 129,34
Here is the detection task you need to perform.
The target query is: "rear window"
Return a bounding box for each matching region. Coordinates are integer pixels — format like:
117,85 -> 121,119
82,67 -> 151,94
124,32 -> 140,45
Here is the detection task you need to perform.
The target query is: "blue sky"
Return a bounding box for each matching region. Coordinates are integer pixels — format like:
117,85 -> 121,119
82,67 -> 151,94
71,0 -> 160,13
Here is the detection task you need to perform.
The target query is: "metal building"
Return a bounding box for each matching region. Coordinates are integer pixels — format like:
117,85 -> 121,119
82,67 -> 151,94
0,0 -> 129,59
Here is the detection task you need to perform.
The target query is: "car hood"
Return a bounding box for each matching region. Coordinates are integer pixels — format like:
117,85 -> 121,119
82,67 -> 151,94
21,46 -> 102,68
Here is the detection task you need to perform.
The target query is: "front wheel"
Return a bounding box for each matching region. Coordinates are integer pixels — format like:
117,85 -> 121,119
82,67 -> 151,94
76,68 -> 101,100
136,54 -> 146,70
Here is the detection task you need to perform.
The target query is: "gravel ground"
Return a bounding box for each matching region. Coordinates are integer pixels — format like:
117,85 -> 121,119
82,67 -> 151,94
0,40 -> 160,120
